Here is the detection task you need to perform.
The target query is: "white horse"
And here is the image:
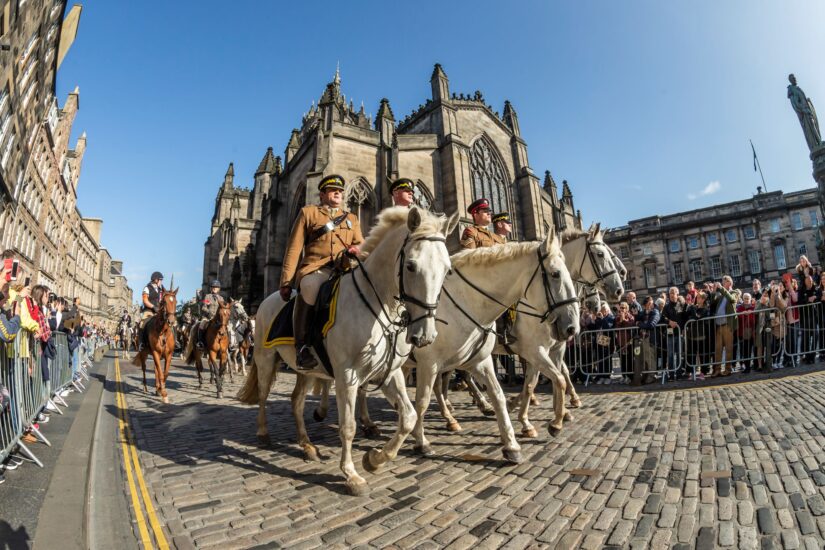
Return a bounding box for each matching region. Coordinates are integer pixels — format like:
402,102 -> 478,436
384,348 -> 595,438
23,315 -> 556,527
399,227 -> 580,460
228,299 -> 250,377
237,207 -> 456,495
505,226 -> 626,438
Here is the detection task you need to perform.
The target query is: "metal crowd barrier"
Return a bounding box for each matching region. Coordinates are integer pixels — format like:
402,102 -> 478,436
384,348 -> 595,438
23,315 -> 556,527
784,302 -> 825,363
0,330 -> 98,467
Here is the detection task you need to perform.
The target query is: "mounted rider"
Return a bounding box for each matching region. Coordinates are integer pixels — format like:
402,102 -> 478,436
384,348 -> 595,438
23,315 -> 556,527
280,174 -> 364,370
389,177 -> 415,208
196,279 -> 225,349
460,198 -> 504,248
138,271 -> 164,351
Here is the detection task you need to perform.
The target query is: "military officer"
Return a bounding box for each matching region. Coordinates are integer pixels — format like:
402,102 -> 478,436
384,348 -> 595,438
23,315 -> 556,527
280,174 -> 364,369
460,198 -> 500,249
491,211 -> 512,244
196,279 -> 225,349
389,177 -> 415,207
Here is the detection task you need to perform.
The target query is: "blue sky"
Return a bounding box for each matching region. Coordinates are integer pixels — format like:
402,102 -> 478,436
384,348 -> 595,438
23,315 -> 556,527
56,1 -> 825,301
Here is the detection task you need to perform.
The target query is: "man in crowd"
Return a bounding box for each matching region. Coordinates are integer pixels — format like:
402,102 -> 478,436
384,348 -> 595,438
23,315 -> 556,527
662,286 -> 687,377
709,275 -> 740,377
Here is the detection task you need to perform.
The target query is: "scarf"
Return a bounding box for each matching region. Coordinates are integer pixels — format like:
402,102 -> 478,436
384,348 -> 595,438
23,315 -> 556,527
26,298 -> 51,342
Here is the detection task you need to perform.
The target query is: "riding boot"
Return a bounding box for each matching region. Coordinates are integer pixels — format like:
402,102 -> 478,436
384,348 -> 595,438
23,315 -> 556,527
294,296 -> 318,370
196,324 -> 205,350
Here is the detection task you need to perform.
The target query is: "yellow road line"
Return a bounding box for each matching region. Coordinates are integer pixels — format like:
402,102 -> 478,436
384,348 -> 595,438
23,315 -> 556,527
115,357 -> 170,550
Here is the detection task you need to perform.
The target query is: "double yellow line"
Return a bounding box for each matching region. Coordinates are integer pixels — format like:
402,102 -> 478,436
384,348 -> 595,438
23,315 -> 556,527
115,354 -> 170,550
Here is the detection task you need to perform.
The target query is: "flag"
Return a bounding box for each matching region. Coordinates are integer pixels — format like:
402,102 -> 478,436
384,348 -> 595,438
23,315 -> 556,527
750,140 -> 758,172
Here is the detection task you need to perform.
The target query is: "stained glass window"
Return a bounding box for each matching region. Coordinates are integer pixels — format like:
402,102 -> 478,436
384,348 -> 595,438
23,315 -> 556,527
470,138 -> 508,215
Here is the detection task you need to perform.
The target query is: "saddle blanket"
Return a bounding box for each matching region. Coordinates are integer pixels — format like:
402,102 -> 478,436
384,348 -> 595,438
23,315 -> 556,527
264,277 -> 341,349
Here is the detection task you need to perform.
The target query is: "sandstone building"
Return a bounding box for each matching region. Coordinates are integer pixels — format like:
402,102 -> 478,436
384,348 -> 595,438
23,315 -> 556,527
604,187 -> 821,295
203,65 -> 583,308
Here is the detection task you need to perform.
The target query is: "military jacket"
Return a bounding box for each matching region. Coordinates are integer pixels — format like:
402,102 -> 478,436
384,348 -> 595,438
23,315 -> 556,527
280,205 -> 364,288
201,292 -> 225,320
460,225 -> 504,249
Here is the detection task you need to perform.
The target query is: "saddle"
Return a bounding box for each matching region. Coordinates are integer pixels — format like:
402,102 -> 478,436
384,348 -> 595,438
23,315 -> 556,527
264,275 -> 342,375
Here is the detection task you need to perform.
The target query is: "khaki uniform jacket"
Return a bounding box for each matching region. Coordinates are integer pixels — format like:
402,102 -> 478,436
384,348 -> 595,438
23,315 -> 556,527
280,205 -> 364,288
460,225 -> 505,249
201,292 -> 225,320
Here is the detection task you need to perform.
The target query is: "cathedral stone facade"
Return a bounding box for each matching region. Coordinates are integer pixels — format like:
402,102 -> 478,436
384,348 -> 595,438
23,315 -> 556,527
202,65 -> 581,309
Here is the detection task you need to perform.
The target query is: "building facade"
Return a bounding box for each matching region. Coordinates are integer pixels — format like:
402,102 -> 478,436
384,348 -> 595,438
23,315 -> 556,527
604,188 -> 821,295
203,65 -> 583,307
0,2 -> 132,329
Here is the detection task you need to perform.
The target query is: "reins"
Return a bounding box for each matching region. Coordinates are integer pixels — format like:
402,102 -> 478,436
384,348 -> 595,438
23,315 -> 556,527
574,239 -> 618,287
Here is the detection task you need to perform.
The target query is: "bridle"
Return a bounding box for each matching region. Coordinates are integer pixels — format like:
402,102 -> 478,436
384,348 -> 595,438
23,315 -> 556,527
396,233 -> 449,325
575,239 -> 618,286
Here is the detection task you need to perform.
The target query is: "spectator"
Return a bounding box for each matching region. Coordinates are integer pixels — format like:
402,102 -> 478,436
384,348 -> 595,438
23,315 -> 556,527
662,287 -> 686,378
798,274 -> 818,364
708,276 -> 740,377
751,279 -> 763,301
684,281 -> 698,305
625,291 -> 642,319
736,293 -> 756,373
754,292 -> 774,373
796,255 -> 815,287
685,291 -> 711,379
783,276 -> 800,368
768,281 -> 788,369
614,302 -> 636,375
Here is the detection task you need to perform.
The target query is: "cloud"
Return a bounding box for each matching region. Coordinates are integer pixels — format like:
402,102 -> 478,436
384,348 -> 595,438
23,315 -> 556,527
687,180 -> 721,200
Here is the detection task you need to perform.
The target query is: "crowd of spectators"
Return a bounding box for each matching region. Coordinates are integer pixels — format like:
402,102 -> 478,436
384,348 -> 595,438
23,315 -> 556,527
0,249 -> 107,484
570,254 -> 825,384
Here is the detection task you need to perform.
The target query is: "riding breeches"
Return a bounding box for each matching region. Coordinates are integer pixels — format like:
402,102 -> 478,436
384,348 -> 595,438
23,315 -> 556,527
299,267 -> 332,306
139,311 -> 153,330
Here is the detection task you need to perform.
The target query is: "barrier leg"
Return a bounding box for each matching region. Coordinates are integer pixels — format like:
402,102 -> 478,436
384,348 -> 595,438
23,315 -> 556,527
16,441 -> 44,468
47,397 -> 64,414
29,424 -> 51,447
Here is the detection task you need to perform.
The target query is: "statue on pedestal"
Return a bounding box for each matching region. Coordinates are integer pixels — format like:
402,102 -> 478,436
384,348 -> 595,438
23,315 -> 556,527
788,73 -> 822,152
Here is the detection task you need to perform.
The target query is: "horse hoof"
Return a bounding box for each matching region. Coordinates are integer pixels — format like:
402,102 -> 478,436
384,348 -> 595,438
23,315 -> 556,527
414,444 -> 435,457
563,411 -> 574,422
503,449 -> 524,464
303,445 -> 321,462
362,450 -> 383,474
482,408 -> 496,417
548,425 -> 561,437
312,409 -> 324,422
530,396 -> 540,406
162,396 -> 169,404
569,399 -> 582,409
362,425 -> 382,440
447,421 -> 462,432
522,427 -> 538,439
257,434 -> 271,446
346,479 -> 370,497
217,391 -> 223,399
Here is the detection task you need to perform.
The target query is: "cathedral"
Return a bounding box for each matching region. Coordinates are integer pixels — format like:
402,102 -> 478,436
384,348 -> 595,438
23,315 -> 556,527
202,64 -> 582,309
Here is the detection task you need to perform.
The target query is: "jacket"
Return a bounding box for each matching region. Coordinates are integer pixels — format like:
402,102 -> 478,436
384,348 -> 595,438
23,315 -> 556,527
662,300 -> 686,329
735,302 -> 756,338
769,291 -> 787,339
709,286 -> 740,331
281,205 -> 363,288
460,225 -> 504,249
637,308 -> 661,343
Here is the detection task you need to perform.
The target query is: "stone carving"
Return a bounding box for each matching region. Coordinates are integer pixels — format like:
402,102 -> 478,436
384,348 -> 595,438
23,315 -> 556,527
788,74 -> 822,152
470,138 -> 508,214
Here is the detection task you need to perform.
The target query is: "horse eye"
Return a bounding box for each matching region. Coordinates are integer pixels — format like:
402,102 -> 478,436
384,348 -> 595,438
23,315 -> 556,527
406,261 -> 416,273
597,252 -> 605,258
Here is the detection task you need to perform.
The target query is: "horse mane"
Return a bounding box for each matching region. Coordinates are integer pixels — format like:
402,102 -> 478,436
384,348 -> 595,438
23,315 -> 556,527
359,206 -> 447,257
451,241 -> 555,269
561,227 -> 602,243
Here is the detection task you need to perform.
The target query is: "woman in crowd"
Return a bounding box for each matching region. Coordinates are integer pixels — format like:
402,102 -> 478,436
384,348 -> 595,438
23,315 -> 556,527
735,293 -> 756,373
685,291 -> 711,380
798,274 -> 819,364
754,292 -> 774,373
769,281 -> 789,369
614,302 -> 636,376
783,276 -> 800,368
796,255 -> 816,287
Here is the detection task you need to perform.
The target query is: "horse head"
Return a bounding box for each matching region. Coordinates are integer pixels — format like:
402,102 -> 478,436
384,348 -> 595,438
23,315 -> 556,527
231,299 -> 248,322
161,287 -> 179,328
217,300 -> 233,336
538,226 -> 580,340
580,284 -> 601,314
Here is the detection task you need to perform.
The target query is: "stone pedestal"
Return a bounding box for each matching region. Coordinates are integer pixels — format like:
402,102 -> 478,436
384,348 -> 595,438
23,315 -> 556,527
812,145 -> 825,258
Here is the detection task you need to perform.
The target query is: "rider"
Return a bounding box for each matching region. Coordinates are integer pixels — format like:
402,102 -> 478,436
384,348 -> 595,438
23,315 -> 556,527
491,211 -> 512,244
138,272 -> 164,351
491,211 -> 517,346
389,177 -> 415,208
196,279 -> 225,349
460,198 -> 500,248
280,174 -> 363,370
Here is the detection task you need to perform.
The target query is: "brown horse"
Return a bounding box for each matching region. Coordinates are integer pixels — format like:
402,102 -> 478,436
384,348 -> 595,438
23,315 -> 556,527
185,300 -> 232,398
131,288 -> 179,403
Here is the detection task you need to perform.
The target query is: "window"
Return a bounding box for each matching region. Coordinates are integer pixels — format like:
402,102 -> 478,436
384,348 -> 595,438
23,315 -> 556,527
669,239 -> 680,253
792,212 -> 803,231
690,259 -> 703,281
619,246 -> 629,260
710,256 -> 722,279
644,265 -> 656,288
687,236 -> 699,250
774,245 -> 786,270
743,225 -> 756,240
770,218 -> 781,233
470,137 -> 508,216
729,255 -> 741,278
673,262 -> 684,284
725,229 -> 737,243
1,133 -> 15,169
706,233 -> 719,246
800,243 -> 808,256
642,244 -> 652,256
810,210 -> 819,228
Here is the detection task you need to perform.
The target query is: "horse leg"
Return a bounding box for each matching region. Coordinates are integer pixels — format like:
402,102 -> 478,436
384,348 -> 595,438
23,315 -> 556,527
363,369 -> 416,474
312,380 -> 331,422
561,359 -> 581,410
412,365 -> 437,456
141,355 -> 148,393
466,372 -> 495,417
435,370 -> 462,432
440,372 -> 454,412
334,381 -> 368,496
291,374 -> 321,461
513,363 -> 540,438
358,387 -> 380,439
151,349 -> 167,403
469,358 -> 522,463
211,351 -> 224,398
195,352 -> 204,388
255,352 -> 277,445
227,350 -> 234,384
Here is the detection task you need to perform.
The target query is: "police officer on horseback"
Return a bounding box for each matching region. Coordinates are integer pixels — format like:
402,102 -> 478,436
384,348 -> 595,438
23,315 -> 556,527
138,271 -> 164,351
280,174 -> 364,370
196,279 -> 225,349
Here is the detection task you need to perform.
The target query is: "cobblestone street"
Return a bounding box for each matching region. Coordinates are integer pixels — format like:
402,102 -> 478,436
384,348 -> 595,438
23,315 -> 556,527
116,354 -> 825,549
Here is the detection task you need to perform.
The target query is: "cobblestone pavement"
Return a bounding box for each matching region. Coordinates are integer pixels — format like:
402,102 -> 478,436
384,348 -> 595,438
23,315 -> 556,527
116,355 -> 825,549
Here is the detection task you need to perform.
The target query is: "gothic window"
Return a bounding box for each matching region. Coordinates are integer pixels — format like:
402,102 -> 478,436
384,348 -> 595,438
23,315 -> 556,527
345,178 -> 376,233
470,137 -> 509,215
414,181 -> 433,211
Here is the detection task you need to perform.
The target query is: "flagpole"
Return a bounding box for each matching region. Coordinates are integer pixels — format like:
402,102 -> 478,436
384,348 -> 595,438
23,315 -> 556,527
751,139 -> 768,192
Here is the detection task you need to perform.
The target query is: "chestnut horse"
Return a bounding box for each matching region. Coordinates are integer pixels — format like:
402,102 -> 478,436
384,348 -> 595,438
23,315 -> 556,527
131,288 -> 178,403
185,300 -> 232,398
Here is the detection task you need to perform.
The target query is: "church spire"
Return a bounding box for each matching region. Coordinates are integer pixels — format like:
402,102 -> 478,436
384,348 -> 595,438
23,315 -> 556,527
223,162 -> 234,188
255,146 -> 277,175
502,100 -> 521,137
430,63 -> 450,102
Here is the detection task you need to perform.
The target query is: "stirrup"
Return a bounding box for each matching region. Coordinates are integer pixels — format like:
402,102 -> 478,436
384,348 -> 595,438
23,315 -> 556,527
295,346 -> 318,370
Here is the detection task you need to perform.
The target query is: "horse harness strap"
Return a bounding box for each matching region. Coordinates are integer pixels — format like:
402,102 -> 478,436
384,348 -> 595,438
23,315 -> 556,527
575,240 -> 617,286
308,212 -> 350,244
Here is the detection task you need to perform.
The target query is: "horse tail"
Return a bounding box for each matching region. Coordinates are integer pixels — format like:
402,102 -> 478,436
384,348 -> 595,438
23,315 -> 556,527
237,355 -> 260,404
130,352 -> 142,367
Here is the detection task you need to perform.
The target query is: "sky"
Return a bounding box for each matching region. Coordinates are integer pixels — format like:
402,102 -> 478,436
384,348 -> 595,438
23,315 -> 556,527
55,1 -> 825,302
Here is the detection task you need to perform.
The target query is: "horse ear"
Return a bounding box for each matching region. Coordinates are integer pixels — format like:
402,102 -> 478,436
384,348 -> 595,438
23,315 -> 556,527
238,298 -> 243,306
587,222 -> 599,240
172,287 -> 179,295
542,225 -> 556,255
443,212 -> 459,237
407,207 -> 422,232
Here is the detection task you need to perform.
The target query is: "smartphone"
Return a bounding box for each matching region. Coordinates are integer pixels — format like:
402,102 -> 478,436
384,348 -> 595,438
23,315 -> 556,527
9,259 -> 19,281
3,258 -> 12,282
23,276 -> 30,287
